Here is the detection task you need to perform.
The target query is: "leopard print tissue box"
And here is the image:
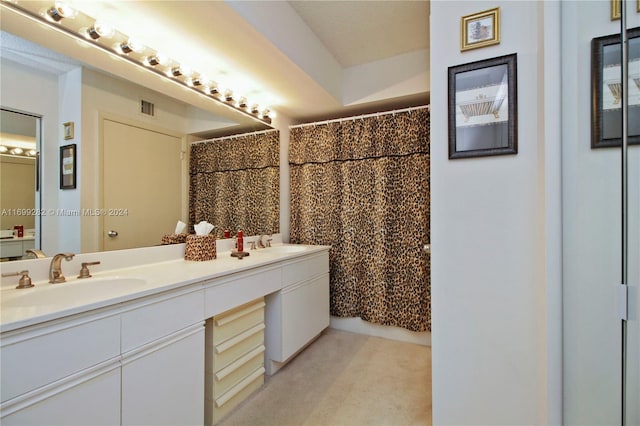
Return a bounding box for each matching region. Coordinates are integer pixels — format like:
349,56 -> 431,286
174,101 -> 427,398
161,233 -> 187,245
184,234 -> 217,261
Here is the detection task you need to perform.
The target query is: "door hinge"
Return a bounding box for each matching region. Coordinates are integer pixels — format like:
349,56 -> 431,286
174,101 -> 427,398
617,283 -> 628,321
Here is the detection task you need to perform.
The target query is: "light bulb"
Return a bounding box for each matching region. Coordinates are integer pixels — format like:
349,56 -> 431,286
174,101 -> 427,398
11,148 -> 23,155
120,38 -> 144,54
47,1 -> 77,22
0,146 -> 8,153
87,21 -> 115,39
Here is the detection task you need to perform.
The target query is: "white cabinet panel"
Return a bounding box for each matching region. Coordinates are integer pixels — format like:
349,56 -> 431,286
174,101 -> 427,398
122,324 -> 204,426
204,267 -> 280,317
1,364 -> 120,426
1,314 -> 120,402
281,275 -> 330,360
121,289 -> 203,352
282,252 -> 329,288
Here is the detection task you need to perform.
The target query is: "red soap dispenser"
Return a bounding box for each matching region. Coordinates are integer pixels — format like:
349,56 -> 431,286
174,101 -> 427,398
237,230 -> 243,252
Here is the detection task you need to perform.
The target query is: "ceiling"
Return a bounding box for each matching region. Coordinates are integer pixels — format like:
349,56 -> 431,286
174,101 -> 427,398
289,1 -> 429,68
0,1 -> 429,125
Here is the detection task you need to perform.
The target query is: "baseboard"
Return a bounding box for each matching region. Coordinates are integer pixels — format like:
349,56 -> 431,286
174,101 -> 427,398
329,316 -> 431,346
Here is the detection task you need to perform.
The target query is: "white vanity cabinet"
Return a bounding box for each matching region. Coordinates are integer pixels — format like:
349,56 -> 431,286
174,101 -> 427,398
265,251 -> 330,375
0,244 -> 331,425
120,288 -> 205,426
122,324 -> 204,426
0,313 -> 121,426
0,286 -> 205,426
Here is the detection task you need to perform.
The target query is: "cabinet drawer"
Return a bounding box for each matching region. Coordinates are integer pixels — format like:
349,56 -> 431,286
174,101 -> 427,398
213,345 -> 264,398
207,324 -> 264,371
121,289 -> 203,352
210,368 -> 264,424
204,267 -> 280,317
213,299 -> 264,345
1,314 -> 120,402
282,252 -> 329,288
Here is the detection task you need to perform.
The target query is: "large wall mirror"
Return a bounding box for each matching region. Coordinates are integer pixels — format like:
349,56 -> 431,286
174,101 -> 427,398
0,109 -> 40,260
0,23 -> 277,260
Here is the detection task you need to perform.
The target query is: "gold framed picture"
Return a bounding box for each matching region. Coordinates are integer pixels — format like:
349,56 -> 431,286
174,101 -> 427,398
63,121 -> 74,140
461,7 -> 500,52
611,0 -> 640,20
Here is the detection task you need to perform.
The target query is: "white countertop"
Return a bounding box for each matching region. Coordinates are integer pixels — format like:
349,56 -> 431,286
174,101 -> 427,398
0,243 -> 330,333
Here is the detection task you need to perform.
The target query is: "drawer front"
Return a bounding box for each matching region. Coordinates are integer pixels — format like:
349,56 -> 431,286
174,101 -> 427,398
214,346 -> 264,398
121,289 -> 203,352
211,370 -> 264,424
1,315 -> 120,402
282,252 -> 329,288
204,267 -> 280,317
213,299 -> 264,345
0,241 -> 23,258
213,326 -> 264,372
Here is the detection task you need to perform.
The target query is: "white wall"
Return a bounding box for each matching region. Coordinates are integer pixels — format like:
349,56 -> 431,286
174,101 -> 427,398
430,2 -> 561,424
1,58 -> 61,255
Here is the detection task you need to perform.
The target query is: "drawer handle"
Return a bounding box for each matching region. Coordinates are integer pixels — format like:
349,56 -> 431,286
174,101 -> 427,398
215,366 -> 265,408
215,301 -> 266,327
215,323 -> 265,354
215,345 -> 265,381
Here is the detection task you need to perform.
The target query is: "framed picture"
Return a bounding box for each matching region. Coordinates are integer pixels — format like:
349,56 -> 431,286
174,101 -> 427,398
611,0 -> 640,19
591,27 -> 640,148
63,121 -> 74,140
448,53 -> 518,159
60,144 -> 76,189
461,7 -> 500,52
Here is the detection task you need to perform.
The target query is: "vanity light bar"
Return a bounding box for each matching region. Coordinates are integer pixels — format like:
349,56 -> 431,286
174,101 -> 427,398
1,1 -> 272,125
0,145 -> 37,158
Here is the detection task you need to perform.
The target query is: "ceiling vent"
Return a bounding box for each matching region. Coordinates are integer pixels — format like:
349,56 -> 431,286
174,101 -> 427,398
140,99 -> 155,117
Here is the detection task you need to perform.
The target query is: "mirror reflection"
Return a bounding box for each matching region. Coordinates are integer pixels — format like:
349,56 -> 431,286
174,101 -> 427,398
0,31 -> 277,260
0,109 -> 39,261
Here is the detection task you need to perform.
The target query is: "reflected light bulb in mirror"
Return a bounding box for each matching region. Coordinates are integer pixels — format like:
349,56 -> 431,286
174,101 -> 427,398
87,21 -> 115,39
120,38 -> 144,54
47,1 -> 77,22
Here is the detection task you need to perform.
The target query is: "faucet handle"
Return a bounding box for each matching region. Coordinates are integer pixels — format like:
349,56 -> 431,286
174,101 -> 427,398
266,237 -> 272,248
2,270 -> 34,289
78,261 -> 101,279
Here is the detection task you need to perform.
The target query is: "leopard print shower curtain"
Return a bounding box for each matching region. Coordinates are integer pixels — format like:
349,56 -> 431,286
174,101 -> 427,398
289,108 -> 431,332
189,130 -> 280,238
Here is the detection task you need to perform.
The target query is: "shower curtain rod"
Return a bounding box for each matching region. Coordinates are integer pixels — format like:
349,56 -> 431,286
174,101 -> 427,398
289,104 -> 430,129
191,128 -> 278,145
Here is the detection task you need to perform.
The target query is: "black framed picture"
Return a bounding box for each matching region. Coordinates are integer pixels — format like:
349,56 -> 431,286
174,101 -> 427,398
448,53 -> 518,159
60,144 -> 76,189
591,27 -> 640,149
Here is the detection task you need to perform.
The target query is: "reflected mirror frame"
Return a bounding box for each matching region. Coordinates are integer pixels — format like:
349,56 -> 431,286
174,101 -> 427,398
591,26 -> 640,149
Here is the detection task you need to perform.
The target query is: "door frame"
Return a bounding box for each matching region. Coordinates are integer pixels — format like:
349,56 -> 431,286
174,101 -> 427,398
82,113 -> 188,252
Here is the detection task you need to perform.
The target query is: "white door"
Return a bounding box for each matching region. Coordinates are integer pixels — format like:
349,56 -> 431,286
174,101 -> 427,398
102,119 -> 183,251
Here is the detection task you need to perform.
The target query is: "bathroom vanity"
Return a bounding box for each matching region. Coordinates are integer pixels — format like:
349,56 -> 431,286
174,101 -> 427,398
0,236 -> 35,260
0,241 -> 330,426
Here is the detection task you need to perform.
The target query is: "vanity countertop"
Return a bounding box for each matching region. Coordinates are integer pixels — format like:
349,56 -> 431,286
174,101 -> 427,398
0,244 -> 330,333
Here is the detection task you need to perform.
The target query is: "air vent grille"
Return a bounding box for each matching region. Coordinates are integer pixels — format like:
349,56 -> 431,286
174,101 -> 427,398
140,100 -> 155,117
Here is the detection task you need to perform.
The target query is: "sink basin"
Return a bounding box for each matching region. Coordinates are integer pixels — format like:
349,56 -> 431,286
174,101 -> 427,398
266,245 -> 308,254
2,276 -> 147,308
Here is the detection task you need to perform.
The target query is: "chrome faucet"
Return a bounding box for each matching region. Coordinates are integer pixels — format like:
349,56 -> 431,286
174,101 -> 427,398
49,253 -> 75,283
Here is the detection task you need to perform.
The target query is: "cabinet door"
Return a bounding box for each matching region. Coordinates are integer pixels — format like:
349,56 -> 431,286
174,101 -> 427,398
281,274 -> 330,360
122,324 -> 204,426
1,367 -> 120,426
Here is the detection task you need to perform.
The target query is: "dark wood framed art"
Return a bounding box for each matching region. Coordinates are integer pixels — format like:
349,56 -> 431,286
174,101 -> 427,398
448,53 -> 517,159
60,144 -> 76,189
591,27 -> 640,149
